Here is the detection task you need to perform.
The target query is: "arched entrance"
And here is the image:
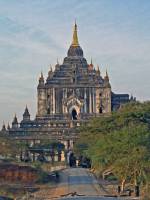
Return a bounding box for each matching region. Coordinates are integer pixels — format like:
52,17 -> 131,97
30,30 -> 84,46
72,109 -> 77,120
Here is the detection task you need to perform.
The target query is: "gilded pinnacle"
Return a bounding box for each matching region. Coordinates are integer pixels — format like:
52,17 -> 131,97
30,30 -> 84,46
72,22 -> 79,47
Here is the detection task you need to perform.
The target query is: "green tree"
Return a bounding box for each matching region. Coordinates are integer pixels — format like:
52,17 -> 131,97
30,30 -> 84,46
75,101 -> 150,194
0,136 -> 18,159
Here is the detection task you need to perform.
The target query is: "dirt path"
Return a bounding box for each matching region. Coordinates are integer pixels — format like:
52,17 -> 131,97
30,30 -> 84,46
33,167 -> 113,199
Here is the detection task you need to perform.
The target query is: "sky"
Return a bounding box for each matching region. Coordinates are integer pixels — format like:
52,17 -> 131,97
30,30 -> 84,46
0,0 -> 150,127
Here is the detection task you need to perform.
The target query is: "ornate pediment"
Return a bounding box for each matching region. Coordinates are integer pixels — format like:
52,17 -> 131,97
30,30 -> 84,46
63,95 -> 83,108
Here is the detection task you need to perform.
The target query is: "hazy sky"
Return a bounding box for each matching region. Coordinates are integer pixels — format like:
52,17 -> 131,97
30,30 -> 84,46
0,0 -> 150,127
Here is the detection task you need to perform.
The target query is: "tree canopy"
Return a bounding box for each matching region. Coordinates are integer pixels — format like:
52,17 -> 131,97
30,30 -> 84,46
0,136 -> 19,159
75,101 -> 150,192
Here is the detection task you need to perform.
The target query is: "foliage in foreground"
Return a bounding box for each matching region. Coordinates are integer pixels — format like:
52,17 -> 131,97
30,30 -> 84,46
75,101 -> 150,194
0,136 -> 19,159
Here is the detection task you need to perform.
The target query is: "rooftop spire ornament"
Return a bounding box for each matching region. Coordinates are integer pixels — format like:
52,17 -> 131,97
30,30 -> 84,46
72,21 -> 79,47
104,69 -> 109,81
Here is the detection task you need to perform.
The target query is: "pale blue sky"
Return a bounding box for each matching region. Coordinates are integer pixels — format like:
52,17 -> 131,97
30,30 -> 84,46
0,0 -> 150,127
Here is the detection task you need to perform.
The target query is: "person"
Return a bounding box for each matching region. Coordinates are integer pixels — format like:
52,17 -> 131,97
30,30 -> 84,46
69,153 -> 76,167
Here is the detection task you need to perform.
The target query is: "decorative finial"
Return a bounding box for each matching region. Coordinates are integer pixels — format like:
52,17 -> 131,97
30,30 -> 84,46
39,71 -> 44,83
23,105 -> 30,118
57,58 -> 59,65
7,123 -> 10,130
106,69 -> 108,77
104,69 -> 109,81
48,65 -> 53,78
14,114 -> 18,121
71,21 -> 79,47
96,65 -> 100,75
2,121 -> 6,131
12,113 -> 18,128
24,105 -> 28,114
41,71 -> 43,78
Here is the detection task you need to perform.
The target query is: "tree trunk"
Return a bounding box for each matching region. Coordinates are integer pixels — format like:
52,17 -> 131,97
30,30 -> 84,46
121,179 -> 126,192
134,177 -> 137,186
134,176 -> 140,197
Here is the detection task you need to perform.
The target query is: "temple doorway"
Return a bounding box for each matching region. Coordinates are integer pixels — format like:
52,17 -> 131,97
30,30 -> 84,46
72,109 -> 77,120
99,107 -> 103,114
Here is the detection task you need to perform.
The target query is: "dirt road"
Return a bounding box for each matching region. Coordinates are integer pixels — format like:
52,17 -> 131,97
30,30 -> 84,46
34,167 -> 119,200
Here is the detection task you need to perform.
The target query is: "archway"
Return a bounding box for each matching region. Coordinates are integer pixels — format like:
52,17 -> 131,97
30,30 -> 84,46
72,109 -> 77,120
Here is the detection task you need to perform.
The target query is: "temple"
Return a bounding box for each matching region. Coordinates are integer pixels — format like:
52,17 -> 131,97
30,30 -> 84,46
1,22 -> 134,150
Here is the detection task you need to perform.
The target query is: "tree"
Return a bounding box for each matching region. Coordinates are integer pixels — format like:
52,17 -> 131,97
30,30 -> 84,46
0,136 -> 18,159
75,101 -> 150,194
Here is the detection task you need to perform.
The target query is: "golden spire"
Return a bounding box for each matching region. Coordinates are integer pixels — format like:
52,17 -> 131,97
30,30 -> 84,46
72,21 -> 79,47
